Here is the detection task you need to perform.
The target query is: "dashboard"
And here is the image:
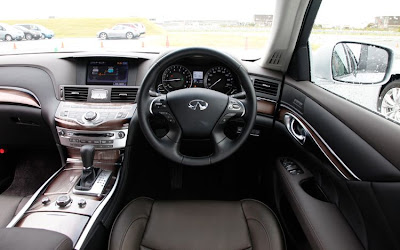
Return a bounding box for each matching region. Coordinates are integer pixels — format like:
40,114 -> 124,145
0,51 -> 282,150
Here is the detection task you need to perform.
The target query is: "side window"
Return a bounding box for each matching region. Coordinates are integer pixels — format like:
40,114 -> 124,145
310,1 -> 399,124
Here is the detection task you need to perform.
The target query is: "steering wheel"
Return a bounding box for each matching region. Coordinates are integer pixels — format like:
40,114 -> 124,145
137,47 -> 256,166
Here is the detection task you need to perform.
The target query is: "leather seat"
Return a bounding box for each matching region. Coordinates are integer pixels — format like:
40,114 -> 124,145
109,197 -> 285,250
0,195 -> 30,227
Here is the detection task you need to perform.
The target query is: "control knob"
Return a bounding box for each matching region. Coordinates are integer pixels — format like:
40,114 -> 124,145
56,195 -> 72,207
84,111 -> 97,121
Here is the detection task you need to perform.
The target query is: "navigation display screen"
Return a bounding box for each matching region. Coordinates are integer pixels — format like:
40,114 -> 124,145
87,61 -> 128,86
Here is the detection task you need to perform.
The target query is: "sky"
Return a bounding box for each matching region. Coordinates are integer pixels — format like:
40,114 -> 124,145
2,0 -> 400,27
2,0 -> 275,21
315,0 -> 400,27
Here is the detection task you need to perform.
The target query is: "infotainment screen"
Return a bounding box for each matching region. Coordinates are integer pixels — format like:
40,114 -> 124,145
87,61 -> 128,86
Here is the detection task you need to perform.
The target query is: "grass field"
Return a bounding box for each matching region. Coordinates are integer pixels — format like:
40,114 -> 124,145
0,17 -> 166,38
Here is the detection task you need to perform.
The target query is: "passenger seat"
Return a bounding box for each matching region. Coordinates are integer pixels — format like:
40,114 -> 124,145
0,195 -> 30,227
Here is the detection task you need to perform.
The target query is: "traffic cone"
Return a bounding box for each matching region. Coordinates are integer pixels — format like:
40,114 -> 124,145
13,43 -> 17,50
61,42 -> 64,49
100,41 -> 104,48
166,35 -> 169,48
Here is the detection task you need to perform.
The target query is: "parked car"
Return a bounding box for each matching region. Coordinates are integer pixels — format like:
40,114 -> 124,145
15,24 -> 54,39
13,25 -> 41,40
0,23 -> 24,41
119,22 -> 145,35
96,24 -> 140,40
312,41 -> 400,122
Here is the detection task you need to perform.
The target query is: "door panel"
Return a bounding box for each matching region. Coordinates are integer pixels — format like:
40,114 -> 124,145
275,77 -> 400,249
282,80 -> 400,181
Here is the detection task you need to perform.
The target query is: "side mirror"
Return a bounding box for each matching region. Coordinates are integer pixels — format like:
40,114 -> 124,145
331,42 -> 393,84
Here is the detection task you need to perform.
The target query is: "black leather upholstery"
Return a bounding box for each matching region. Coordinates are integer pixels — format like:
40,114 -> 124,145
0,195 -> 30,227
109,197 -> 284,250
0,228 -> 72,250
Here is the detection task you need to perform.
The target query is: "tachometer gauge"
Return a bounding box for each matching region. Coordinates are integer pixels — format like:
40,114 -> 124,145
205,66 -> 237,94
162,65 -> 192,92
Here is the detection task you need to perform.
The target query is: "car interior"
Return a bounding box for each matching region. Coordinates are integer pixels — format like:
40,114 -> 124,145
1,0 -> 400,249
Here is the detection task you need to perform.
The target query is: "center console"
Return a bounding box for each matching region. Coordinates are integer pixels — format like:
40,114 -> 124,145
8,82 -> 138,249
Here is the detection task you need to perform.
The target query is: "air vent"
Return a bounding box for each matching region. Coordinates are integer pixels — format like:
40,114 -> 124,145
111,88 -> 138,102
63,87 -> 88,101
268,50 -> 284,65
254,78 -> 279,96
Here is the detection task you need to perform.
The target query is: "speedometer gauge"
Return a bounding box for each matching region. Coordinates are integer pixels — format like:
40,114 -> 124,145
162,65 -> 192,92
205,66 -> 237,94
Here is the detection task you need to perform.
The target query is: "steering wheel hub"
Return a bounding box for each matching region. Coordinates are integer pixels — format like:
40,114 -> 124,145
167,88 -> 228,138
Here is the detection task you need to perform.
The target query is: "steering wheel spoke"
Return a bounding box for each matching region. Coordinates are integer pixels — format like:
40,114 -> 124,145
211,136 -> 235,164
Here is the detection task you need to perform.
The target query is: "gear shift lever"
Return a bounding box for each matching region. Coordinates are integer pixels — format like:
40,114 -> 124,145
81,144 -> 95,170
75,145 -> 100,191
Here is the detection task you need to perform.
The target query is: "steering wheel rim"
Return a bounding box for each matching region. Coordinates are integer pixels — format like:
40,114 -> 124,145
137,47 -> 256,166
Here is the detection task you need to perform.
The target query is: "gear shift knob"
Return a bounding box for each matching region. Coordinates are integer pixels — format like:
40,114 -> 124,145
81,145 -> 95,169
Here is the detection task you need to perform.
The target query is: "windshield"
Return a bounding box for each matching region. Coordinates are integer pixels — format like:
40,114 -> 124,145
0,0 -> 276,59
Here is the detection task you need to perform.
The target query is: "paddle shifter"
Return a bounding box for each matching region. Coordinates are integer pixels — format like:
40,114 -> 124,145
73,145 -> 112,196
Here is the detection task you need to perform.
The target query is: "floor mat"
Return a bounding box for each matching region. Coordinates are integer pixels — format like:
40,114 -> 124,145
2,147 -> 62,197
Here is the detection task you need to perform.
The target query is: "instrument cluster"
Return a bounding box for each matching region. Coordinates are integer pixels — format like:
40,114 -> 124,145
156,63 -> 242,95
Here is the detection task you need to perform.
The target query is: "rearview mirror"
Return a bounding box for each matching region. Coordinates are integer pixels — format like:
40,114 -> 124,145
331,42 -> 392,84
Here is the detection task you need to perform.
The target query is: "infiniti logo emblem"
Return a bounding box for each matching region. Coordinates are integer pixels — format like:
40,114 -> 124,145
188,99 -> 208,111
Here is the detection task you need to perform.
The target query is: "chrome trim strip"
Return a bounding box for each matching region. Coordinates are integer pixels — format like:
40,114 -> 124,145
6,166 -> 64,228
67,158 -> 82,164
0,86 -> 41,107
149,98 -> 156,115
74,168 -> 121,250
281,104 -> 361,181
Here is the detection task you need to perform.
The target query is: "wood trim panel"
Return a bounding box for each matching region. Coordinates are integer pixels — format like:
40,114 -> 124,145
257,99 -> 276,115
55,117 -> 130,131
279,108 -> 358,180
0,89 -> 40,108
67,148 -> 121,162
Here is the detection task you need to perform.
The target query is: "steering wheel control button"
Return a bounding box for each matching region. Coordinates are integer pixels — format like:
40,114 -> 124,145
56,195 -> 72,208
84,111 -> 97,121
78,199 -> 87,208
219,113 -> 236,124
41,196 -> 51,205
159,111 -> 176,123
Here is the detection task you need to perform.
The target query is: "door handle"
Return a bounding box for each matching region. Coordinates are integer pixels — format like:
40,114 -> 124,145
283,113 -> 309,145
